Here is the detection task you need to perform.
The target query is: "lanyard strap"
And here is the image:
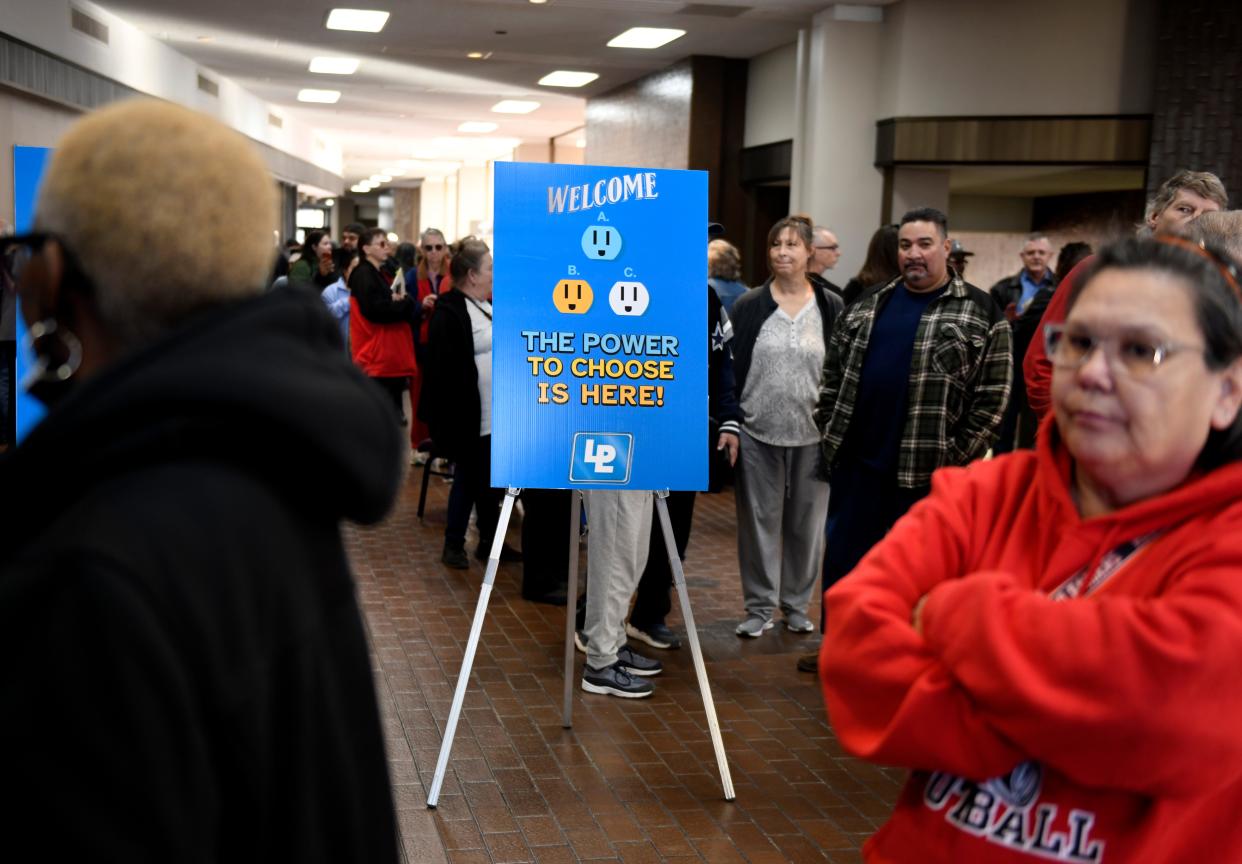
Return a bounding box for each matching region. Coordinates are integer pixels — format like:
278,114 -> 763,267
1049,532 -> 1160,601
464,295 -> 492,321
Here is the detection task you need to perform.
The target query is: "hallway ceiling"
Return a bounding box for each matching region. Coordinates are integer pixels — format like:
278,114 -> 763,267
93,0 -> 885,187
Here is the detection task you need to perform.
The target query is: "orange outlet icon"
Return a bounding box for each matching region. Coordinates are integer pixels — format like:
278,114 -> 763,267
553,279 -> 594,314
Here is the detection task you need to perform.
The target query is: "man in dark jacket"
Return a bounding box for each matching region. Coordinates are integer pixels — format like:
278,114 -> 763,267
804,206 -> 1010,672
988,232 -> 1056,319
0,100 -> 400,862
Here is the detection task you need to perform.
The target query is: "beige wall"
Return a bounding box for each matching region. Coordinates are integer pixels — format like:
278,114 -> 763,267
744,42 -> 797,149
0,89 -> 81,225
878,0 -> 1155,117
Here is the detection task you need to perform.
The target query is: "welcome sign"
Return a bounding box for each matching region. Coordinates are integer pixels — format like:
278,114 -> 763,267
491,162 -> 707,491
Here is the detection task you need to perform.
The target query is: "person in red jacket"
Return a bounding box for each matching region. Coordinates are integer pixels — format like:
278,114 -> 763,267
822,236 -> 1242,862
349,227 -> 416,422
1023,170 -> 1227,420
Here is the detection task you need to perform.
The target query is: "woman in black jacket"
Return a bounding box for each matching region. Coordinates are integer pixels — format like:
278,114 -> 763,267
728,215 -> 842,639
419,237 -> 519,568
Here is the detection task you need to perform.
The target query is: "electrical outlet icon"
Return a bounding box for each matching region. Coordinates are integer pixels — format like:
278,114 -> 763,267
581,225 -> 622,260
608,281 -> 649,316
553,279 -> 594,314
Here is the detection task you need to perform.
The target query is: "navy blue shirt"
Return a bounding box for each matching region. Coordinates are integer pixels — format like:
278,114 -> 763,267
840,282 -> 946,472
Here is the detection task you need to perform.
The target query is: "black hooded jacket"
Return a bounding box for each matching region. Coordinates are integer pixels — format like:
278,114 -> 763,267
0,289 -> 401,863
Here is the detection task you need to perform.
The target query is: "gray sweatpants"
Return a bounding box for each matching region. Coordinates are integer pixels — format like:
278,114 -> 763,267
734,429 -> 830,620
583,489 -> 651,670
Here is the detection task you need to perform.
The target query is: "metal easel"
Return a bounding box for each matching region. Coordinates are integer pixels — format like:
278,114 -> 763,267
427,486 -> 734,807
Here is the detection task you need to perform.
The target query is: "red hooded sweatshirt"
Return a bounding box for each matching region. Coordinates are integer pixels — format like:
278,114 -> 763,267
822,421 -> 1242,863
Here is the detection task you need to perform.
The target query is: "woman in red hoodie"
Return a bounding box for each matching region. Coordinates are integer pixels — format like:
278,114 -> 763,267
822,236 -> 1242,863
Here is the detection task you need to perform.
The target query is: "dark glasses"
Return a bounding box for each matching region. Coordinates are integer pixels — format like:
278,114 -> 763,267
423,243 -> 444,252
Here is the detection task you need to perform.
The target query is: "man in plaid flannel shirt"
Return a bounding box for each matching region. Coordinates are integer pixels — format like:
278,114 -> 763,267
798,207 -> 1011,673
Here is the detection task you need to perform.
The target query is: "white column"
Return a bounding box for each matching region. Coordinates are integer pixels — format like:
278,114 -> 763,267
793,4 -> 887,281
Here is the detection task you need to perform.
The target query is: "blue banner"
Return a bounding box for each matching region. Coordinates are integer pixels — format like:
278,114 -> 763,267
492,162 -> 708,491
13,146 -> 52,442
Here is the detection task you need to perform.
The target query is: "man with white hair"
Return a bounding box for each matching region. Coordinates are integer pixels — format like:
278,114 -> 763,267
1023,169 -> 1228,419
0,100 -> 400,860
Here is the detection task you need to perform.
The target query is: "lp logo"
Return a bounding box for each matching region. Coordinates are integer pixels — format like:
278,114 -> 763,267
570,433 -> 633,484
584,439 -> 617,473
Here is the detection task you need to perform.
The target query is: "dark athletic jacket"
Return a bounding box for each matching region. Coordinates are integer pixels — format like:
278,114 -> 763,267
0,289 -> 402,863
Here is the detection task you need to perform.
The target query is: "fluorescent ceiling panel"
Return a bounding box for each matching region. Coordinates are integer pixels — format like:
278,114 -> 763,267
325,9 -> 390,33
309,56 -> 360,74
538,70 -> 599,88
297,88 -> 341,103
606,27 -> 685,49
492,100 -> 540,114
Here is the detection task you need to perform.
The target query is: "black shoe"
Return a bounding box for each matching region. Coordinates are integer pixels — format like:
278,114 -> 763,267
626,621 -> 681,650
581,661 -> 654,698
574,630 -> 588,653
441,544 -> 469,569
524,586 -> 568,606
796,652 -> 819,673
617,645 -> 662,677
475,542 -> 523,563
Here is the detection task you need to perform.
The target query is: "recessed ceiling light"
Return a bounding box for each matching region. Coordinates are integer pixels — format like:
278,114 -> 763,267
309,56 -> 360,75
492,99 -> 540,114
607,27 -> 685,49
324,198 -> 336,207
196,35 -> 215,43
538,70 -> 599,88
376,174 -> 392,182
297,88 -> 341,103
529,0 -> 548,4
350,184 -> 370,193
466,51 -> 489,60
575,138 -> 586,148
325,8 -> 390,33
458,121 -> 499,133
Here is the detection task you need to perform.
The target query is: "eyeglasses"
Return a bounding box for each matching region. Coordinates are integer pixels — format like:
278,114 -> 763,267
2,232 -> 41,284
423,243 -> 444,252
814,244 -> 839,252
1044,323 -> 1204,377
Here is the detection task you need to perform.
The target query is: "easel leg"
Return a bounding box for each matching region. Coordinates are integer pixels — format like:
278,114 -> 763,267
655,490 -> 736,801
427,486 -> 521,809
562,491 -> 582,728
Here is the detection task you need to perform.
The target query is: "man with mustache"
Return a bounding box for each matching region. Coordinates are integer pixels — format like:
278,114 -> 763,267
800,207 -> 1011,673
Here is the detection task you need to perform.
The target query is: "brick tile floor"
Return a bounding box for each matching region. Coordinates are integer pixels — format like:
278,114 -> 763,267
347,470 -> 902,863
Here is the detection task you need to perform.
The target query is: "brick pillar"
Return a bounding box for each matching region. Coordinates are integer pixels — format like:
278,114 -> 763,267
1147,1 -> 1242,198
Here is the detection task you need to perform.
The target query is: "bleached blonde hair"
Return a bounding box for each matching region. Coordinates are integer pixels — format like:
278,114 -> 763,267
36,99 -> 277,344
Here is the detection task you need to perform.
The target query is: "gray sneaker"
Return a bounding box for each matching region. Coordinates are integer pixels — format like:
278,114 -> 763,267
617,645 -> 663,677
735,614 -> 774,638
784,611 -> 815,633
581,661 -> 654,698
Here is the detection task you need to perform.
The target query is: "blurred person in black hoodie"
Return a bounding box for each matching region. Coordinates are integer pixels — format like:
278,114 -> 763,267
0,100 -> 400,863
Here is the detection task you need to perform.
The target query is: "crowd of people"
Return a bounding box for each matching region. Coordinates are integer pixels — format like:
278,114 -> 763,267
5,96 -> 1242,861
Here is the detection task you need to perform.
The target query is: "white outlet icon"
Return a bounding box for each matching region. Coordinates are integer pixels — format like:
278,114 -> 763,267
608,281 -> 649,316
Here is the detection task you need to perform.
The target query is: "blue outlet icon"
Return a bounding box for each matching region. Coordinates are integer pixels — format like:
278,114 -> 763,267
581,225 -> 622,260
569,432 -> 633,484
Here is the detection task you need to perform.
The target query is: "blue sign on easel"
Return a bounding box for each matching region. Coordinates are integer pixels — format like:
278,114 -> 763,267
12,146 -> 53,442
491,162 -> 708,491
